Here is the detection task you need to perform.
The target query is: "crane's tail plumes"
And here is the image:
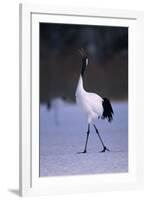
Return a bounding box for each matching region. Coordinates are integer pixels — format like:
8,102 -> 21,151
102,98 -> 114,122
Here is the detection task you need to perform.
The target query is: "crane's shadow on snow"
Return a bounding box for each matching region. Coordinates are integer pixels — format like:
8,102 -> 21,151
76,150 -> 128,154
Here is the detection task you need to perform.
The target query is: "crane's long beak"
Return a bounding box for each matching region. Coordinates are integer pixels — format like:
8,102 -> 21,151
78,49 -> 84,56
78,48 -> 87,57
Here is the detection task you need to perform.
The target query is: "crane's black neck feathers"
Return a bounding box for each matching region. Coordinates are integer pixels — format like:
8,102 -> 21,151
81,56 -> 88,77
102,98 -> 114,122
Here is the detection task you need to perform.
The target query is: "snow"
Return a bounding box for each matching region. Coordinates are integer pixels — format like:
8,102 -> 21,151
40,100 -> 128,177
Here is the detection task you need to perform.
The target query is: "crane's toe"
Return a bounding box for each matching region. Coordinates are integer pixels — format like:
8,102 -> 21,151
100,146 -> 110,153
77,150 -> 87,154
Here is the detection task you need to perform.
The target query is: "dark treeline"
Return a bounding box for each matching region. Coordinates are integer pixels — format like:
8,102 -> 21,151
40,23 -> 128,104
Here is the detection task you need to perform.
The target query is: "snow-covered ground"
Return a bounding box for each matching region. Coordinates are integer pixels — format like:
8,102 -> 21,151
40,100 -> 128,176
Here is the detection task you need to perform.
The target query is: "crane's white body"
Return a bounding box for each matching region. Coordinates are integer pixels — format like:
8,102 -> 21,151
76,75 -> 103,124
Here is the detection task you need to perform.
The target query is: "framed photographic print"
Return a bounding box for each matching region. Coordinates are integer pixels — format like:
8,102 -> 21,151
19,3 -> 144,196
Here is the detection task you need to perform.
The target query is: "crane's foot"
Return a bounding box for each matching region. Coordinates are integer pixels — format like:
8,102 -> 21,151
77,150 -> 87,154
100,146 -> 110,153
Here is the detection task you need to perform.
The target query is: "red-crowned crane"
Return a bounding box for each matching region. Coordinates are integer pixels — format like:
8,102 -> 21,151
75,48 -> 114,153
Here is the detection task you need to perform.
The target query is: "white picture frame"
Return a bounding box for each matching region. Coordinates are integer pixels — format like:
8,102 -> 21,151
19,3 -> 144,197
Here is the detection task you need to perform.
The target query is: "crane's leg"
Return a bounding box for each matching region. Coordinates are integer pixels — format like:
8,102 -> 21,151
93,124 -> 110,152
78,124 -> 90,153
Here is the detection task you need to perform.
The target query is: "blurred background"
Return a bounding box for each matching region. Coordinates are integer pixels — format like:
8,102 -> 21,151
40,23 -> 128,105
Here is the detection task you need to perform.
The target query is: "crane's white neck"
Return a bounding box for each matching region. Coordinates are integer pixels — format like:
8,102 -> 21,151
76,75 -> 85,96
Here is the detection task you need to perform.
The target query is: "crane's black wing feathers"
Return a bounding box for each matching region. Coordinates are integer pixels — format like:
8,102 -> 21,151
102,98 -> 114,122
